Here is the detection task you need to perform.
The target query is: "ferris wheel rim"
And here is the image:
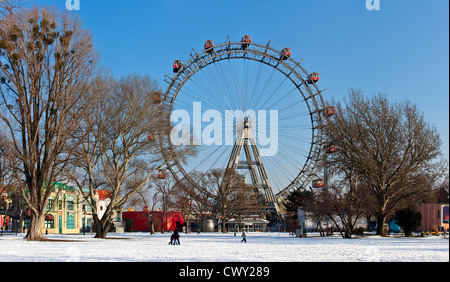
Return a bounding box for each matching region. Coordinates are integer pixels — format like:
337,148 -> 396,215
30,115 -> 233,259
160,38 -> 328,200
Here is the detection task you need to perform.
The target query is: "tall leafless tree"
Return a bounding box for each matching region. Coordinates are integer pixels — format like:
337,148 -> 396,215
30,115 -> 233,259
192,168 -> 260,232
154,175 -> 176,234
0,6 -> 97,240
326,89 -> 442,236
67,73 -> 195,238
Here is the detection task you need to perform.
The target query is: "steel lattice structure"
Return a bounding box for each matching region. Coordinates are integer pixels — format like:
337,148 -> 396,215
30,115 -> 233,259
159,37 -> 328,206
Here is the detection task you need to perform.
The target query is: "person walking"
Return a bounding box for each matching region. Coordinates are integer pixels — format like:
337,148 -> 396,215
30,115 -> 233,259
241,230 -> 246,243
173,229 -> 180,245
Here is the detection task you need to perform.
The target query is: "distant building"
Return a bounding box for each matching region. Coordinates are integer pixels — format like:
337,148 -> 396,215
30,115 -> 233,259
22,182 -> 87,234
80,189 -> 123,233
226,216 -> 269,232
417,203 -> 449,232
19,183 -> 122,234
122,210 -> 184,232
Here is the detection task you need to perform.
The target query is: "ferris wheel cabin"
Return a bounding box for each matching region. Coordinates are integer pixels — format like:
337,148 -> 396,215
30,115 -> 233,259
153,92 -> 162,104
147,131 -> 156,141
307,72 -> 319,84
280,48 -> 291,60
322,106 -> 336,118
241,35 -> 251,50
325,143 -> 340,154
204,40 -> 214,53
157,169 -> 167,179
173,60 -> 182,73
312,179 -> 325,188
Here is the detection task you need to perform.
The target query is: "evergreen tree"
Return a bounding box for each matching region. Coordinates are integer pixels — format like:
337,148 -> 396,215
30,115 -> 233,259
283,189 -> 314,212
395,207 -> 422,237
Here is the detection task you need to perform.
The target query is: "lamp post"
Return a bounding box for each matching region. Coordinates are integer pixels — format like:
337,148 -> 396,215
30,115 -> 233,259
83,211 -> 86,236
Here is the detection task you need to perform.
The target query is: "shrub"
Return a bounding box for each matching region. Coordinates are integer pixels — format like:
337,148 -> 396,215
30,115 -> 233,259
124,218 -> 135,232
395,207 -> 422,237
353,227 -> 365,236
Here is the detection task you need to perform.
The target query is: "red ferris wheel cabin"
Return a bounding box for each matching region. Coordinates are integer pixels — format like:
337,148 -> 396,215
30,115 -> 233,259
241,35 -> 251,50
280,48 -> 291,60
307,72 -> 319,84
173,60 -> 182,73
157,169 -> 167,179
312,178 -> 325,188
204,40 -> 214,53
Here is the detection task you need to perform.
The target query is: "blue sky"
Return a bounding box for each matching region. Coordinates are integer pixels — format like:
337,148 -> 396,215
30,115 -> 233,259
34,0 -> 449,162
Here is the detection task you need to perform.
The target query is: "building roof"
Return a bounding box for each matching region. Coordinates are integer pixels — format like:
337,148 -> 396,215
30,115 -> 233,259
226,217 -> 270,224
96,189 -> 112,200
0,187 -> 7,197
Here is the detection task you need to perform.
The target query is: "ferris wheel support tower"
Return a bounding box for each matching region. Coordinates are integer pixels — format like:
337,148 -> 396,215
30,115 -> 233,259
224,117 -> 281,222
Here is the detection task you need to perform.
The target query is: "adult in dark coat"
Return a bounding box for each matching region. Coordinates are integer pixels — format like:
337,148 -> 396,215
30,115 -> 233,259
173,229 -> 180,245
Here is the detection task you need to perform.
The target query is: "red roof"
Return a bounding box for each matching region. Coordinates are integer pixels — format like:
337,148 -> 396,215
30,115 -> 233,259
0,187 -> 8,197
96,189 -> 112,200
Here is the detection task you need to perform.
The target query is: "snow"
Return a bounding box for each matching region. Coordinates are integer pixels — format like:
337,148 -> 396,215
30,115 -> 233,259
0,232 -> 448,262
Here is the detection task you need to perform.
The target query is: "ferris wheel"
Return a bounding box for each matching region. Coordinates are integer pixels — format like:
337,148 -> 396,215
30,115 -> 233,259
157,35 -> 334,218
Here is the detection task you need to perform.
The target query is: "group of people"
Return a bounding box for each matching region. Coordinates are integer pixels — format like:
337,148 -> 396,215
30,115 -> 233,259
169,229 -> 180,245
168,230 -> 248,244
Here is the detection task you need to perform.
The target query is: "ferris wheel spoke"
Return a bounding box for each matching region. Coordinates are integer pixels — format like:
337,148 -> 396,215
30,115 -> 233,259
186,144 -> 229,175
195,70 -> 234,111
263,86 -> 300,111
212,62 -> 240,110
247,60 -> 265,109
257,75 -> 290,110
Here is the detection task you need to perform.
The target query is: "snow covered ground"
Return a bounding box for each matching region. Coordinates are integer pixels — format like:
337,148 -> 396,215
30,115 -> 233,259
0,232 -> 448,262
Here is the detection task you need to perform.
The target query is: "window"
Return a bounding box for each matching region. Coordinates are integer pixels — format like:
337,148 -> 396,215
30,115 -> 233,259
67,196 -> 75,211
47,197 -> 54,212
45,219 -> 54,229
66,212 -> 75,229
24,218 -> 30,228
82,200 -> 92,213
59,195 -> 63,209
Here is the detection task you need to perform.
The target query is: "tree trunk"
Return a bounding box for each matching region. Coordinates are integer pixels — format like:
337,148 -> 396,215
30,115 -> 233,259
222,219 -> 227,233
376,214 -> 387,236
184,217 -> 189,234
161,211 -> 166,233
25,211 -> 45,241
149,219 -> 155,235
344,215 -> 353,238
94,216 -> 112,239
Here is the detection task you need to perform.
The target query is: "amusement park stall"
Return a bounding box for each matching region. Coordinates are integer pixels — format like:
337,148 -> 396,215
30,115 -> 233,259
417,203 -> 449,232
122,210 -> 184,232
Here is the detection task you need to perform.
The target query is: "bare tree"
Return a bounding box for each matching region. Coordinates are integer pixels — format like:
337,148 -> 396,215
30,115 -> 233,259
0,0 -> 24,18
179,171 -> 214,232
193,169 -> 258,232
326,89 -> 442,236
0,6 -> 97,240
0,131 -> 14,187
126,182 -> 160,234
67,73 -> 195,238
154,176 -> 177,234
324,179 -> 368,238
172,180 -> 196,234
